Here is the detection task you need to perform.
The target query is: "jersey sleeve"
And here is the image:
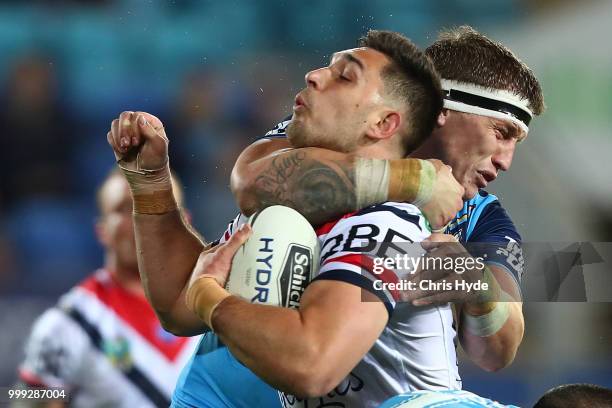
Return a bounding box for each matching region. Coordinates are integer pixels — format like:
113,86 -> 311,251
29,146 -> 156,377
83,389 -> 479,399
314,203 -> 431,317
466,200 -> 524,284
18,308 -> 89,389
214,213 -> 248,246
253,115 -> 291,141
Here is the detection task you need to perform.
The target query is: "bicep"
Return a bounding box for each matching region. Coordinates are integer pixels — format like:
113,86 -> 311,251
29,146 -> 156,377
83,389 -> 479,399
230,138 -> 292,212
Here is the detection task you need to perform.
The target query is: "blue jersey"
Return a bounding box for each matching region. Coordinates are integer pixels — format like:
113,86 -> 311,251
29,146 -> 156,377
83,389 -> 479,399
379,390 -> 520,408
446,190 -> 524,286
171,119 -> 524,407
171,333 -> 279,408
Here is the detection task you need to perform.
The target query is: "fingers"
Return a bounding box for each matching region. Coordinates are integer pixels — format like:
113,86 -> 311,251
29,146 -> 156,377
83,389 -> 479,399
133,113 -> 168,144
118,111 -> 135,149
421,240 -> 441,251
216,224 -> 252,258
424,233 -> 458,243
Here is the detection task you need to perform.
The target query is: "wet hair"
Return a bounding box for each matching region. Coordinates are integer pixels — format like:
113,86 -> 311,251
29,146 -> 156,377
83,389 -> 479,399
426,25 -> 545,116
359,30 -> 443,154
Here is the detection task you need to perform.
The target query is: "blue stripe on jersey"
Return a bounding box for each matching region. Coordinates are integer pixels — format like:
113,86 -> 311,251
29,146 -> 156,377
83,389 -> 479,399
313,269 -> 394,317
355,204 -> 423,231
465,194 -> 498,241
379,390 -> 519,408
446,190 -> 524,283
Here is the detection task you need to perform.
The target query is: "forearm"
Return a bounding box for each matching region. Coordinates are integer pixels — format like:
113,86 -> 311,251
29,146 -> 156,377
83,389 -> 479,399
212,296 -> 320,395
134,210 -> 207,335
232,143 -> 432,227
458,301 -> 524,371
232,146 -> 359,226
205,281 -> 386,398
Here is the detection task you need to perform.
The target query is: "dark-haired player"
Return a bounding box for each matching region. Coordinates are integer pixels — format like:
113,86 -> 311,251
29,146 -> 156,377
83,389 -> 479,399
108,30 -> 463,408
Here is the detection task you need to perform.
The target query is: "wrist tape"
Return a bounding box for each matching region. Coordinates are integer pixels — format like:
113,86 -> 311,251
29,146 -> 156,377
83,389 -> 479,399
118,162 -> 177,214
354,158 -> 436,209
185,275 -> 231,331
463,291 -> 514,337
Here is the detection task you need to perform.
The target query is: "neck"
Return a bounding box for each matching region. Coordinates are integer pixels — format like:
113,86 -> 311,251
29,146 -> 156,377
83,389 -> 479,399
409,138 -> 443,160
105,254 -> 144,296
353,137 -> 404,160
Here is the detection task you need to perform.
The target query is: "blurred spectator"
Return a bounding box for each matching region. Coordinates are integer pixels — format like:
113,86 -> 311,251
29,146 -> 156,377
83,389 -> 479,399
0,53 -> 77,210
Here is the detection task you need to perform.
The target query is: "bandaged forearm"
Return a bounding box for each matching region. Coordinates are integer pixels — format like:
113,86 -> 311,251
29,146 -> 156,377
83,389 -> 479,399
185,275 -> 231,331
463,291 -> 514,337
119,163 -> 177,214
354,158 -> 436,209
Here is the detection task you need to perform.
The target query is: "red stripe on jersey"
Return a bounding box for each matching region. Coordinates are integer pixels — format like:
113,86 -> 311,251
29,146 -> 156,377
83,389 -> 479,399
19,368 -> 48,387
323,254 -> 400,301
79,271 -> 190,361
224,230 -> 231,241
316,211 -> 358,236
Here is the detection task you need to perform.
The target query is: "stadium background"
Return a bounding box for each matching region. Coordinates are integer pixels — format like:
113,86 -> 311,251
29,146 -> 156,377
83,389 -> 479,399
0,0 -> 610,406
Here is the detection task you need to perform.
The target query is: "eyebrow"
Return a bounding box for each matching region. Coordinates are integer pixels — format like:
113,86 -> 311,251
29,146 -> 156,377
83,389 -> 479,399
330,52 -> 365,71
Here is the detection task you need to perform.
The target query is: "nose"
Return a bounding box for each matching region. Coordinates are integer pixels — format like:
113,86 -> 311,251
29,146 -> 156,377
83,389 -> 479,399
305,67 -> 329,91
492,142 -> 516,172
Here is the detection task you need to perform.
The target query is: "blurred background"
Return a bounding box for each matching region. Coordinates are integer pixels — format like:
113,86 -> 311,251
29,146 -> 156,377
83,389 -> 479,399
0,0 -> 610,406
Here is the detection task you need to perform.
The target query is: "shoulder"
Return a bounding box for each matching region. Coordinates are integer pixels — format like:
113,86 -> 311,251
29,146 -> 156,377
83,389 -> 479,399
468,191 -> 521,243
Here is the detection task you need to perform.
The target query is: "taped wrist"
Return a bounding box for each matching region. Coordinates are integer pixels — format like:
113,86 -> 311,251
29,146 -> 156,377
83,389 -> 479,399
354,158 -> 437,209
119,163 -> 177,214
463,291 -> 514,337
388,159 -> 436,207
354,158 -> 391,209
185,275 -> 231,331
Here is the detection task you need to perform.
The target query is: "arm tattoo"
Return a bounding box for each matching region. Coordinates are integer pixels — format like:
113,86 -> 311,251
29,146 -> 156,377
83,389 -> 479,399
253,150 -> 357,226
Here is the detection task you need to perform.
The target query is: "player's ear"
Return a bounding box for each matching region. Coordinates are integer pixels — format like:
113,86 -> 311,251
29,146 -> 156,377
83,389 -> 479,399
366,110 -> 401,141
437,109 -> 450,127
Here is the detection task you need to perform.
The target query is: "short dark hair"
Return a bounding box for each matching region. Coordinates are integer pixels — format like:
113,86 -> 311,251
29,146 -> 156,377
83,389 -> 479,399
358,30 -> 443,155
534,383 -> 612,408
426,25 -> 545,116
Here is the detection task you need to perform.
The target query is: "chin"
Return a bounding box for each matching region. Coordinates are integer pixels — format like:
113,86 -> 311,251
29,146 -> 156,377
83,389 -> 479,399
286,122 -> 311,148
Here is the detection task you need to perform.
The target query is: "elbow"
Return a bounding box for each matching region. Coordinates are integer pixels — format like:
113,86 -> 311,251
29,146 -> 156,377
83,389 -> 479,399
158,317 -> 187,336
230,168 -> 259,215
479,348 -> 518,372
289,365 -> 339,399
157,312 -> 197,337
284,344 -> 342,398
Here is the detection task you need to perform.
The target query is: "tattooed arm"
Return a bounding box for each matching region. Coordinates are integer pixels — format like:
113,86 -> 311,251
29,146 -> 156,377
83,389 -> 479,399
231,138 -> 358,226
231,137 -> 463,228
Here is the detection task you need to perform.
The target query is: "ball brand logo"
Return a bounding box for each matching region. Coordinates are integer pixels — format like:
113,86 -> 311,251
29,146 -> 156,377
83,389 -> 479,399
280,244 -> 312,309
252,237 -> 274,303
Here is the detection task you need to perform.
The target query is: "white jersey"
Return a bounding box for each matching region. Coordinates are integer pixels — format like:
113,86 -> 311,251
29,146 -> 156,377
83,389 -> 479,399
19,269 -> 199,408
222,203 -> 461,408
280,202 -> 461,408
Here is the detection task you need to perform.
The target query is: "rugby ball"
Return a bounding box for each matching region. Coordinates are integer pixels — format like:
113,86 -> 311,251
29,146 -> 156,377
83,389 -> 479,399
225,205 -> 320,309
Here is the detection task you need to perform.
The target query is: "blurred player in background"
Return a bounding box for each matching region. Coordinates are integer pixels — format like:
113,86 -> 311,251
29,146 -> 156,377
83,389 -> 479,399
16,169 -> 199,408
